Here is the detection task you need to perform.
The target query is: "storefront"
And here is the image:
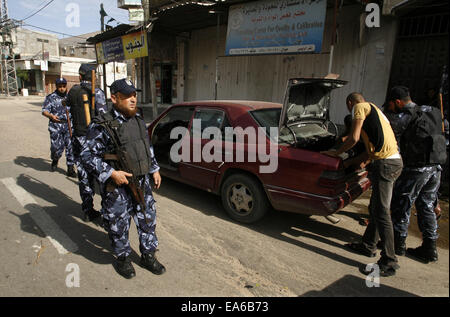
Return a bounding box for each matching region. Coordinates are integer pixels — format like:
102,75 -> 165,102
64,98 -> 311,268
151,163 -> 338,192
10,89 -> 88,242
143,0 -> 399,124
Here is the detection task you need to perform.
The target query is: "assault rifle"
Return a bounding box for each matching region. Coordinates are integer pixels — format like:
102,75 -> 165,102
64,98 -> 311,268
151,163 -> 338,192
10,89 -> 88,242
438,65 -> 448,133
61,100 -> 72,138
101,121 -> 150,224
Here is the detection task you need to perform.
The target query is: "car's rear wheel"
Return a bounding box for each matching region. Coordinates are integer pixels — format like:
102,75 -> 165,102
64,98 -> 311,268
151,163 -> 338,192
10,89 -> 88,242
221,173 -> 270,223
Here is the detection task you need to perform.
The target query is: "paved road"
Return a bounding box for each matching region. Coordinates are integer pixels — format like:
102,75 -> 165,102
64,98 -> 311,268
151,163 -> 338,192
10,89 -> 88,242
0,96 -> 448,298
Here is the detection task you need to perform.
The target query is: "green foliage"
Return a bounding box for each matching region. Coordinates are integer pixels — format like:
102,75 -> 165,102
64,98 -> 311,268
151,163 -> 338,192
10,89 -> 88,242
16,69 -> 30,82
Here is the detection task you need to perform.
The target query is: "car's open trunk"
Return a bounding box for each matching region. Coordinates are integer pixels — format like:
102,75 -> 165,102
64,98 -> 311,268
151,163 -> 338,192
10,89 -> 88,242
278,77 -> 366,165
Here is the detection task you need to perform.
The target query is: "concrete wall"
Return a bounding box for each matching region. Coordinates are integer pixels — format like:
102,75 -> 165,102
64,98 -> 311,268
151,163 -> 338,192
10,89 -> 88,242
328,6 -> 398,124
13,28 -> 59,59
183,4 -> 398,124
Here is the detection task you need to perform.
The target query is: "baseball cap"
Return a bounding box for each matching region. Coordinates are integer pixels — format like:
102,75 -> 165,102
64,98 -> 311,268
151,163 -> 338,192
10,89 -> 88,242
55,77 -> 67,85
79,64 -> 96,79
387,86 -> 410,101
109,78 -> 141,95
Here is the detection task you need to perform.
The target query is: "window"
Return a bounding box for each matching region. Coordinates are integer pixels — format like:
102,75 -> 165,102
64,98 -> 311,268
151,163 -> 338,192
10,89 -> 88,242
191,109 -> 225,135
153,106 -> 193,139
251,108 -> 281,140
152,106 -> 194,167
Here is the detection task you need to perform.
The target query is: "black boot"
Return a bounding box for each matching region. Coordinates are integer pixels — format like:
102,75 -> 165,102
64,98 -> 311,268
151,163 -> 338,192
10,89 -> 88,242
140,251 -> 166,275
407,238 -> 438,263
83,209 -> 101,222
66,165 -> 76,177
115,256 -> 136,279
51,159 -> 58,171
394,233 -> 406,256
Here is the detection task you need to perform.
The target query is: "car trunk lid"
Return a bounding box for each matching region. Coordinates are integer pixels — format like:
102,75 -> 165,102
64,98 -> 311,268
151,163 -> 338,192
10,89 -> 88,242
278,77 -> 348,129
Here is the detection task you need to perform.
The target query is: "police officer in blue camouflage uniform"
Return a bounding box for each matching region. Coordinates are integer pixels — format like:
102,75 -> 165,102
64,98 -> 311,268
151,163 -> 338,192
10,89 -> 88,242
67,64 -> 108,222
41,77 -> 76,177
386,86 -> 446,263
81,78 -> 165,279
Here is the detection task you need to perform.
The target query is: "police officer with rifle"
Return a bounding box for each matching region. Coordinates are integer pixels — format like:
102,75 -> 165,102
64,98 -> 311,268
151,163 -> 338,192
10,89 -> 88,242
41,77 -> 76,177
67,64 -> 107,222
80,78 -> 165,279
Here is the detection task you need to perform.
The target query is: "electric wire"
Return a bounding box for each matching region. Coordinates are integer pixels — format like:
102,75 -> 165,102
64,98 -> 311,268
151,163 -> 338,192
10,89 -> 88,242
20,0 -> 55,22
21,22 -> 90,39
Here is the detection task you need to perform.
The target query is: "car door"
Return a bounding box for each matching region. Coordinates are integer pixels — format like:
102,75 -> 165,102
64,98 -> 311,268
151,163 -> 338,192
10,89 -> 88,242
151,106 -> 195,179
179,107 -> 229,191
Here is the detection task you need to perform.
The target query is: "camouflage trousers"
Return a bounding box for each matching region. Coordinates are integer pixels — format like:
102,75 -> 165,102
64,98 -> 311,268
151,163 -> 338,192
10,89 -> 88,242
49,127 -> 74,165
100,174 -> 158,257
72,136 -> 97,213
391,165 -> 442,240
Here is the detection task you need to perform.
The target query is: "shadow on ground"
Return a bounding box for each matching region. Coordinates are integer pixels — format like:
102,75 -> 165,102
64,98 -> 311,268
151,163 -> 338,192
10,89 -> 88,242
10,173 -> 141,267
301,274 -> 418,297
155,177 -> 367,270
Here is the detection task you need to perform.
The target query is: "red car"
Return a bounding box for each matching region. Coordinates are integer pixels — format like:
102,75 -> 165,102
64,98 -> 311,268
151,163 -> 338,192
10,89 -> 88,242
148,78 -> 370,223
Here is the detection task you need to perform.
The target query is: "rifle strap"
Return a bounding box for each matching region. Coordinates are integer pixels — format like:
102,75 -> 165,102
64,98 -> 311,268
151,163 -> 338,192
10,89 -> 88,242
103,153 -> 119,161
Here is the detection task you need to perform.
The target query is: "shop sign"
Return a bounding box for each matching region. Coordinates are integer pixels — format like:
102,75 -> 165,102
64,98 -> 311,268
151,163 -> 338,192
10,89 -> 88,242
96,30 -> 148,63
225,0 -> 327,55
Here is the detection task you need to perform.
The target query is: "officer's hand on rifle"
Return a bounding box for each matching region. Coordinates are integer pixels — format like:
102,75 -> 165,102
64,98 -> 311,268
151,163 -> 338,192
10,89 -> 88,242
51,115 -> 62,123
42,111 -> 62,123
111,170 -> 133,186
153,171 -> 161,190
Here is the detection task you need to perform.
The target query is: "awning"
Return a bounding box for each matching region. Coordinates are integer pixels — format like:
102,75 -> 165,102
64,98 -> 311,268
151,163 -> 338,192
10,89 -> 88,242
86,24 -> 141,44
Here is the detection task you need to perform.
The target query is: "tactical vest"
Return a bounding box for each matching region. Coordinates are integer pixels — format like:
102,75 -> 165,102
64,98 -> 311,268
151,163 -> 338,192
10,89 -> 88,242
68,84 -> 94,137
95,110 -> 152,177
400,105 -> 447,167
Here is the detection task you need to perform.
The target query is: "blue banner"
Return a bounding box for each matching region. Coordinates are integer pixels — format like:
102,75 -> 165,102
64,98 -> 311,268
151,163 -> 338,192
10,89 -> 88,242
101,37 -> 125,63
225,0 -> 327,56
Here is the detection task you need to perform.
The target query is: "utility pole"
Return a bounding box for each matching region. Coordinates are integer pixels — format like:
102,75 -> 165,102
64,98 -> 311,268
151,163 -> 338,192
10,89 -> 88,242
1,0 -> 18,96
209,10 -> 222,100
142,0 -> 158,119
100,3 -> 108,99
37,38 -> 48,95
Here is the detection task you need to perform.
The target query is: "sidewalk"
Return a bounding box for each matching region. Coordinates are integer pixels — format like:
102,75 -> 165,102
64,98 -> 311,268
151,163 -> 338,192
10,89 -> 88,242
0,94 -> 44,101
1,94 -> 171,124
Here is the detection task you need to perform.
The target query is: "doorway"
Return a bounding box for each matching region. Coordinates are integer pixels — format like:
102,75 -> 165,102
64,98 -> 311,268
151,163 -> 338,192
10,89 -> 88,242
161,64 -> 172,104
388,11 -> 449,103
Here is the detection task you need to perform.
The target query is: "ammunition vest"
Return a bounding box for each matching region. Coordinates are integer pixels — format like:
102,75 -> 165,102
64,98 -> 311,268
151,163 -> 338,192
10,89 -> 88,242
95,110 -> 152,177
68,84 -> 94,137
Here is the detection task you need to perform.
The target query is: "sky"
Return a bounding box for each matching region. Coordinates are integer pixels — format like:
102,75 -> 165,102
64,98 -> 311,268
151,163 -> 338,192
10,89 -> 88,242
8,0 -> 132,39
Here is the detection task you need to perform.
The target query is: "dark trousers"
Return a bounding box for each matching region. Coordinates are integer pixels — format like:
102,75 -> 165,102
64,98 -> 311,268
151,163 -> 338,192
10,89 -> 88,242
72,136 -> 96,213
362,158 -> 403,268
391,165 -> 441,241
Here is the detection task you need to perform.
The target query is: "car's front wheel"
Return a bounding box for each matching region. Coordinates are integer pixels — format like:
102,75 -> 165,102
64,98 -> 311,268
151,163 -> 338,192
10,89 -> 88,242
221,173 -> 270,223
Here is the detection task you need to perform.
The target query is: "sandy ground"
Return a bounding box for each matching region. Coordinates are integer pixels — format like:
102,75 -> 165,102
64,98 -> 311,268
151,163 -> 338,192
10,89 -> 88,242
0,96 -> 448,298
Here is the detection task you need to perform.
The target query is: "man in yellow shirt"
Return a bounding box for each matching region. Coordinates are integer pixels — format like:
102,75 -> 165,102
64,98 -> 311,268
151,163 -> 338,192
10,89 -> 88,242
323,92 -> 403,277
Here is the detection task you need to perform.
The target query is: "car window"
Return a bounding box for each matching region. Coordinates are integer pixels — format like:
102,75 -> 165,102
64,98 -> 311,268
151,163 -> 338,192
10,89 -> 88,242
250,108 -> 281,140
152,106 -> 194,166
156,106 -> 194,129
191,108 -> 228,139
